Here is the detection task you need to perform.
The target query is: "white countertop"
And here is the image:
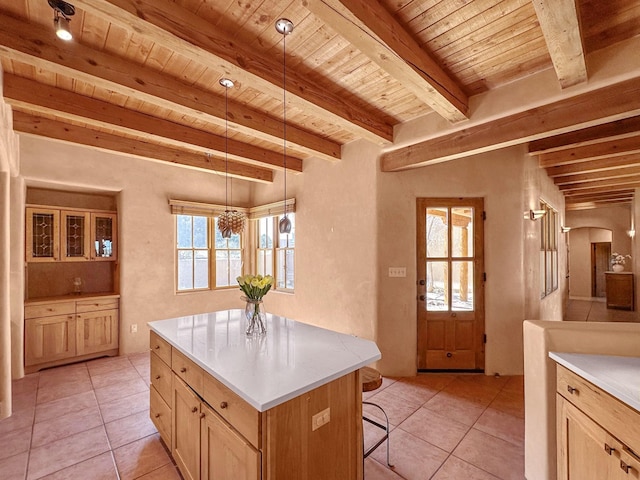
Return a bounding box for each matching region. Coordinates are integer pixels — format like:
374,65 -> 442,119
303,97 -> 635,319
148,310 -> 381,411
550,352 -> 640,412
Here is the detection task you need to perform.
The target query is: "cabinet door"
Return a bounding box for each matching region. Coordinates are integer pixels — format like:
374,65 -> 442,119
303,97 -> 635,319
557,395 -> 621,480
172,375 -> 202,480
201,403 -> 260,480
61,210 -> 91,261
26,207 -> 60,262
76,309 -> 119,356
25,314 -> 76,366
91,213 -> 117,261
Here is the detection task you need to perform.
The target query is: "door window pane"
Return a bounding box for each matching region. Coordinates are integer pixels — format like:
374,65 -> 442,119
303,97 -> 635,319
452,207 -> 473,258
426,261 -> 448,311
452,261 -> 474,311
426,208 -> 448,258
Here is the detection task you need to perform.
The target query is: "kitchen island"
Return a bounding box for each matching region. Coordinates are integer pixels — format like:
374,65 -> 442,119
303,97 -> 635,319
148,310 -> 381,480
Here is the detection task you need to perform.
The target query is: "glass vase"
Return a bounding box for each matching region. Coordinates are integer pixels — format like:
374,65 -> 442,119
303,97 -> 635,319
244,297 -> 267,336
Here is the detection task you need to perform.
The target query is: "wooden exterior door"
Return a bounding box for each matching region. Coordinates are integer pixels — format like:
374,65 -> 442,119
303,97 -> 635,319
417,198 -> 485,371
592,242 -> 611,298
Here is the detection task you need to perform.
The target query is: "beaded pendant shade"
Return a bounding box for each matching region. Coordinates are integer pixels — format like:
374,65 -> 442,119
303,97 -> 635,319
217,78 -> 245,238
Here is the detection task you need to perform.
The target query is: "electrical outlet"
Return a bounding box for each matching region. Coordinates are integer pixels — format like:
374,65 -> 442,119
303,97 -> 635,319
311,407 -> 331,431
388,267 -> 406,278
130,324 -> 138,334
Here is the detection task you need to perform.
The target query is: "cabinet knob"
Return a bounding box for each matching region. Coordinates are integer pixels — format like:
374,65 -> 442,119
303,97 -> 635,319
604,443 -> 615,455
191,407 -> 198,413
154,413 -> 160,419
446,352 -> 452,358
180,367 -> 187,373
154,345 -> 160,350
155,375 -> 161,380
220,401 -> 228,409
620,460 -> 632,474
199,413 -> 205,419
567,385 -> 577,395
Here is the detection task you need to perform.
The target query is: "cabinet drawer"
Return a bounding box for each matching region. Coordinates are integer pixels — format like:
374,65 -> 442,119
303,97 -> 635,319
151,351 -> 172,405
150,331 -> 171,365
25,302 -> 75,319
76,298 -> 119,313
150,385 -> 171,446
557,365 -> 640,452
203,373 -> 260,449
172,349 -> 204,397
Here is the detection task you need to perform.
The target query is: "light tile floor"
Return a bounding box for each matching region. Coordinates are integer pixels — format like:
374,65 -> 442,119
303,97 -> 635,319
0,353 -> 524,480
564,298 -> 639,322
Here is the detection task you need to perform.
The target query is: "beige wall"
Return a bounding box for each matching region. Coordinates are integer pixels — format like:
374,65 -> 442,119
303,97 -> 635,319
10,134 -> 565,381
375,148 -> 564,376
19,136 -> 252,356
523,320 -> 640,480
567,228 -> 612,298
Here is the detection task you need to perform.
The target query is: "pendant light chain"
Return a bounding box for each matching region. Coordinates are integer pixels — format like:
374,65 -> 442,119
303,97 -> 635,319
276,18 -> 293,234
282,30 -> 287,219
225,84 -> 229,210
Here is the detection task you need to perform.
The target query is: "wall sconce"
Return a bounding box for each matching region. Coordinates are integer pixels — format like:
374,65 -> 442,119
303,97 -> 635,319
628,229 -> 636,238
49,0 -> 75,41
526,209 -> 546,220
561,226 -> 571,233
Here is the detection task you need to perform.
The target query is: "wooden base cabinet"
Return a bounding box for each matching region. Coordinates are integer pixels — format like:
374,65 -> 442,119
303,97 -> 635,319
151,331 -> 363,480
557,365 -> 640,480
25,295 -> 119,372
605,272 -> 634,310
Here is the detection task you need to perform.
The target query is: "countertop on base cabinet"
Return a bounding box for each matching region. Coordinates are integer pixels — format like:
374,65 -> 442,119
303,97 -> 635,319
148,309 -> 381,480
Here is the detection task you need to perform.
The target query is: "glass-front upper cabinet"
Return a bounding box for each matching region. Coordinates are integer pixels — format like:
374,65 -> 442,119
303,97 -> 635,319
26,206 -> 117,263
91,213 -> 117,261
26,207 -> 60,262
61,210 -> 91,261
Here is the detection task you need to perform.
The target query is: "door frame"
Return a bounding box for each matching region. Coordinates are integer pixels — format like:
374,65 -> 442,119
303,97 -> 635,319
416,197 -> 485,372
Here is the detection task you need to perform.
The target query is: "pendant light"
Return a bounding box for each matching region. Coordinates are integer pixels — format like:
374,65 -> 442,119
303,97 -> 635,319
276,18 -> 293,234
217,78 -> 245,238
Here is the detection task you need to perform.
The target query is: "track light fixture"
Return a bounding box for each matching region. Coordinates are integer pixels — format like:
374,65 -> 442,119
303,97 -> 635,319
49,0 -> 75,41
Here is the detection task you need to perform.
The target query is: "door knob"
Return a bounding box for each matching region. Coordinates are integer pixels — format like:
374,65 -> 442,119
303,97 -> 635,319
419,295 -> 425,301
419,279 -> 425,285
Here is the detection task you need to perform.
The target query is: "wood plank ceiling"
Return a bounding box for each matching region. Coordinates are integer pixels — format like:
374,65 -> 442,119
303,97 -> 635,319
1,0 -> 640,209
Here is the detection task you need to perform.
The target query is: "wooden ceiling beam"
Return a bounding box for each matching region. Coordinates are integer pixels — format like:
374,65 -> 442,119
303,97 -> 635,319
3,75 -> 303,173
565,195 -> 634,205
531,0 -> 587,88
565,189 -> 635,200
72,0 -> 392,144
566,199 -> 632,211
529,116 -> 640,155
554,166 -> 640,185
0,12 -> 339,162
544,156 -> 640,178
539,136 -> 640,167
304,0 -> 469,123
559,175 -> 640,191
13,112 -> 273,183
381,75 -> 640,172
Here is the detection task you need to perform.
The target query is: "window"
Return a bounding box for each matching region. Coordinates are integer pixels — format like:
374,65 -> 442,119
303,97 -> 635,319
256,213 -> 295,291
176,214 -> 242,292
540,201 -> 558,298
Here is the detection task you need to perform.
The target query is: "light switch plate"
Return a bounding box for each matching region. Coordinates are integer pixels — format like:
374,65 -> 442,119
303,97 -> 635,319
311,407 -> 331,431
388,267 -> 406,278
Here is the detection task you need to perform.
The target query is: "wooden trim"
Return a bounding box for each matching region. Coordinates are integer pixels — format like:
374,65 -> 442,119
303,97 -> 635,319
381,76 -> 640,171
4,75 -> 304,173
531,0 -> 587,88
13,112 -> 273,184
0,12 -> 340,161
72,0 -> 392,144
306,0 -> 468,122
168,198 -> 296,218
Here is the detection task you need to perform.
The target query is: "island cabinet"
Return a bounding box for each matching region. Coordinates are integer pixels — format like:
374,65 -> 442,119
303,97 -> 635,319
149,311 -> 381,480
556,364 -> 640,480
25,294 -> 119,373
